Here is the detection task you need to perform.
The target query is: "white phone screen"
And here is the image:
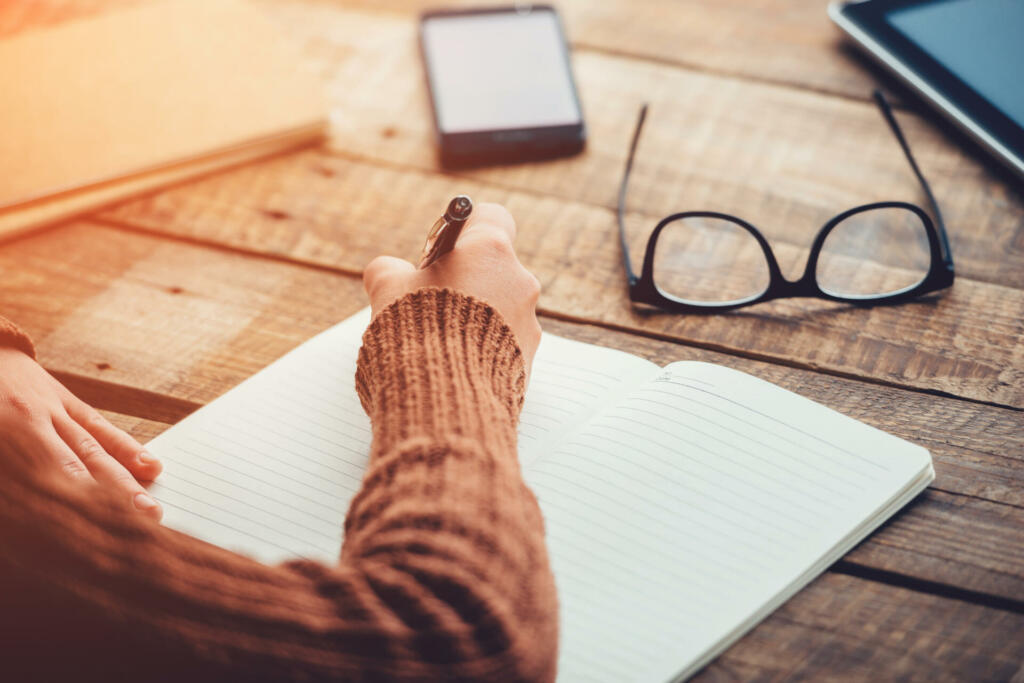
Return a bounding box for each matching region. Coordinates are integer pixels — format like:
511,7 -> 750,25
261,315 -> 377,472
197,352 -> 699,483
422,9 -> 582,134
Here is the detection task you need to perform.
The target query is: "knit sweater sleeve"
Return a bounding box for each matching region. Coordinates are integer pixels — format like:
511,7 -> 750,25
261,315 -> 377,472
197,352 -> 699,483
0,315 -> 35,358
0,289 -> 558,682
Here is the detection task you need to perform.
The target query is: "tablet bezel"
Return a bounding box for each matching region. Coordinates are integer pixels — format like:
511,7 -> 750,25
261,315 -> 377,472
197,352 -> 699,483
830,0 -> 1024,183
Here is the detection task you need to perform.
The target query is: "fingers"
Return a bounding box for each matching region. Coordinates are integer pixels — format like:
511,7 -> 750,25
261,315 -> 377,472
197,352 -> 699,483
63,397 -> 162,481
32,422 -> 93,483
52,416 -> 163,520
459,202 -> 517,245
363,255 -> 415,285
363,255 -> 416,312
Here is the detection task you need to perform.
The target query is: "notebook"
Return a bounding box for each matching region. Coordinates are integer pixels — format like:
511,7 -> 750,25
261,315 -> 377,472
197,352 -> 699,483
145,308 -> 934,682
0,0 -> 326,239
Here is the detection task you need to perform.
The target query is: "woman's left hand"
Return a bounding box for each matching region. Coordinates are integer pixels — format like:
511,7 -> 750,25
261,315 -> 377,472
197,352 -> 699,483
0,347 -> 163,519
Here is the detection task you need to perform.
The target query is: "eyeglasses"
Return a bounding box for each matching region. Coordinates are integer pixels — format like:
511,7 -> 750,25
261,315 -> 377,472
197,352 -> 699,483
617,91 -> 954,312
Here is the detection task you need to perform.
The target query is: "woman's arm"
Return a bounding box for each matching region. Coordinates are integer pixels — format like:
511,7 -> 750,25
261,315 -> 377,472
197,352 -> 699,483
0,205 -> 557,682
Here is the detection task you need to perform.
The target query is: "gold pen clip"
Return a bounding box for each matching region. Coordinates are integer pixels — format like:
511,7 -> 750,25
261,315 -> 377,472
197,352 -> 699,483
419,195 -> 473,269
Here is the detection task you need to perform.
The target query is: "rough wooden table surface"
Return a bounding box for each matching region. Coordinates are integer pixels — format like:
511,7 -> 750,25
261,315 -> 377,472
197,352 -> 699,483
1,1 -> 1022,680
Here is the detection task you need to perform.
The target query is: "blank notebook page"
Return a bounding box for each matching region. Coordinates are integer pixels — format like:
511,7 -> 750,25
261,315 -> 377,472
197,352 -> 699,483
527,361 -> 931,682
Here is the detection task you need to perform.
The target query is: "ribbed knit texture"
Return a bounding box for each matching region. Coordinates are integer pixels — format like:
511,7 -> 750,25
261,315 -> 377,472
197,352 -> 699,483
0,290 -> 558,682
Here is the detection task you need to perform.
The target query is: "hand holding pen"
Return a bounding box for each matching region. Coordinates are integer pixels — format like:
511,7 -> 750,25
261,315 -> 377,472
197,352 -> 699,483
419,195 -> 473,269
362,198 -> 543,372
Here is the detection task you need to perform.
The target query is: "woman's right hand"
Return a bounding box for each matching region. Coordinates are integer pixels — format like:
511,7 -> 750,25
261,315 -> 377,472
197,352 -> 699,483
362,202 -> 543,372
0,347 -> 163,519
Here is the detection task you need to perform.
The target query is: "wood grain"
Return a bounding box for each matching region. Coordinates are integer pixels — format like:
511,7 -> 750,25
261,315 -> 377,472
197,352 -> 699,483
0,220 -> 368,407
278,0 -> 887,103
699,572 -> 1024,681
249,0 -> 1024,288
99,410 -> 170,444
2,222 -> 1020,603
102,152 -> 1024,408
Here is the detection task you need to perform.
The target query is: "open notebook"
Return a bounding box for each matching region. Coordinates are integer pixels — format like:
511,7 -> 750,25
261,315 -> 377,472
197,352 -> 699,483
146,308 -> 933,682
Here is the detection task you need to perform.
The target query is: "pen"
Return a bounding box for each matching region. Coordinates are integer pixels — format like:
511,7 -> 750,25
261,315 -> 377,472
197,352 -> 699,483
419,195 -> 473,269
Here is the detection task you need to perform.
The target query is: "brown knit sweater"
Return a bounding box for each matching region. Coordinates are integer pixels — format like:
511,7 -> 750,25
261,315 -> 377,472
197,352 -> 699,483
0,289 -> 558,682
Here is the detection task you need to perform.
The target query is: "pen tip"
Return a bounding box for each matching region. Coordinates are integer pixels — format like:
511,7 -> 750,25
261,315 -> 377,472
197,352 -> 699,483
447,195 -> 473,220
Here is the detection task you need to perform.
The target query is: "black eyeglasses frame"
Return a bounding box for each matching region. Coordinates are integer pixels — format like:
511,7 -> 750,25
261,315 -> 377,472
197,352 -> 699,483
617,91 -> 955,312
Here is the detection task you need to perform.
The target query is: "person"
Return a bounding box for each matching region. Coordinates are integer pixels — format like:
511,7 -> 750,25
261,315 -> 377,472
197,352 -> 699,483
0,204 -> 558,682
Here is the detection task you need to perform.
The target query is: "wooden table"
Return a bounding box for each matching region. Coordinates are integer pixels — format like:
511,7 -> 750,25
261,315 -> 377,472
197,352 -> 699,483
2,1 -> 1022,679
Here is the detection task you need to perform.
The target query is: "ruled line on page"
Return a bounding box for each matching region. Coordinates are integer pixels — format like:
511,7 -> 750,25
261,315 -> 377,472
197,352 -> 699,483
526,465 -> 778,572
533,455 -> 795,560
237,394 -> 372,441
530,469 -> 774,573
158,478 -> 338,544
558,438 -> 809,543
188,431 -> 362,495
161,445 -> 342,515
540,493 -> 757,593
160,499 -> 305,559
224,412 -> 371,464
542,524 -> 724,611
580,423 -> 823,522
641,385 -> 881,481
657,376 -> 891,471
202,422 -> 367,484
630,394 -> 877,488
158,455 -> 340,529
156,484 -> 334,558
609,404 -> 857,501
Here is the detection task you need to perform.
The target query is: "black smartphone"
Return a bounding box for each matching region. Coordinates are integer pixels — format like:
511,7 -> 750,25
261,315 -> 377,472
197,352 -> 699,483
419,5 -> 586,167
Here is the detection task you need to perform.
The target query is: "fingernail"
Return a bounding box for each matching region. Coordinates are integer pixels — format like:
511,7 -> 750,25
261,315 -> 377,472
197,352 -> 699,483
134,492 -> 161,513
138,451 -> 160,465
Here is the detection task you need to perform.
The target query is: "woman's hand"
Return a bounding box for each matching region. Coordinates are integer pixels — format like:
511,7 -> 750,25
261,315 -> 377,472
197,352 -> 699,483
363,203 -> 542,371
0,347 -> 163,519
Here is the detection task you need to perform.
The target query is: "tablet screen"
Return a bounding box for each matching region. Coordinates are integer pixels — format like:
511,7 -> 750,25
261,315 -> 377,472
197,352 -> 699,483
886,0 -> 1024,129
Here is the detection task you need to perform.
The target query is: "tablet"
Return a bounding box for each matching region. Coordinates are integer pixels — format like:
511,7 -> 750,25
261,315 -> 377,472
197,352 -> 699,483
830,0 -> 1024,184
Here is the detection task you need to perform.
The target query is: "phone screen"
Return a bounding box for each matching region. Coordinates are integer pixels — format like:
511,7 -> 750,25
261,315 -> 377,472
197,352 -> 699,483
421,9 -> 582,134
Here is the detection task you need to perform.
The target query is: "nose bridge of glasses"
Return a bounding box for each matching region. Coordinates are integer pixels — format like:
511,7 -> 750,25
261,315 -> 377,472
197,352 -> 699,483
773,271 -> 821,298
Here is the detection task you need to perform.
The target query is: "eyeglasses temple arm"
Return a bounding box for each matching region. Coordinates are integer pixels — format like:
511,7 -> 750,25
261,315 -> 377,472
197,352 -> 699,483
872,90 -> 954,268
617,104 -> 649,285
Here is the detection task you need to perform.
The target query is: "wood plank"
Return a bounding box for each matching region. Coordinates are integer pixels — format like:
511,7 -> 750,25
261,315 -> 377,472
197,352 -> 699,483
0,220 -> 368,407
272,0 -> 886,103
2,222 -> 1021,602
699,572 -> 1024,681
102,152 -> 1024,408
248,0 -> 1024,289
99,410 -> 170,444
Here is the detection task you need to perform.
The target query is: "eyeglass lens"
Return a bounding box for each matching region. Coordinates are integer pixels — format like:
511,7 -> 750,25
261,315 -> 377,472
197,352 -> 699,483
652,216 -> 770,304
816,206 -> 932,298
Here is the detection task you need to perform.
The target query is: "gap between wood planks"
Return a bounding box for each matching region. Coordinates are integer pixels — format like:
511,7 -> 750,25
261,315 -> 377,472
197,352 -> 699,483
91,213 -> 1024,414
833,560 -> 1024,615
571,41 -> 890,108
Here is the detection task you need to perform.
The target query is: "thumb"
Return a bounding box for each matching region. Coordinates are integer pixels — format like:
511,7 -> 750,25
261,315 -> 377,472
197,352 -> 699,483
363,256 -> 416,312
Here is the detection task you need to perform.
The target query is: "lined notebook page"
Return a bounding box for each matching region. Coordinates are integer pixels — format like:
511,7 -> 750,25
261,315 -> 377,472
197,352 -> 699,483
145,308 -> 656,563
526,361 -> 932,682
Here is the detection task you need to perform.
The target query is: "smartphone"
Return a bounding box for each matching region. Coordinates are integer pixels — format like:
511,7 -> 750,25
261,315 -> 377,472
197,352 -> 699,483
419,5 -> 586,167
